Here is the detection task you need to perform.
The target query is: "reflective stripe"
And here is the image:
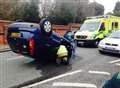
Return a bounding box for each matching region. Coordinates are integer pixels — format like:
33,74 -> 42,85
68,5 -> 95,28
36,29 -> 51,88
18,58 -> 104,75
98,33 -> 104,39
95,31 -> 106,39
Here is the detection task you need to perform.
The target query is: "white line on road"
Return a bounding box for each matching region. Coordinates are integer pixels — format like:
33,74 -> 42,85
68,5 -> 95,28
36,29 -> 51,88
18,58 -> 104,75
7,56 -> 24,61
88,70 -> 111,76
109,59 -> 120,64
22,69 -> 82,88
115,63 -> 120,66
53,82 -> 97,88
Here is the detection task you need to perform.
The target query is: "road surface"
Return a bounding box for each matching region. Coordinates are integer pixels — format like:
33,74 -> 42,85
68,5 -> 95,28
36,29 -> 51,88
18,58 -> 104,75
0,47 -> 120,88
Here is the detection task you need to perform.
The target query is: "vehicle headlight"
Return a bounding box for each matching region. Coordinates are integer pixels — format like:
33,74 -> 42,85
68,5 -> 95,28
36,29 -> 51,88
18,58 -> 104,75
118,44 -> 120,47
99,41 -> 105,45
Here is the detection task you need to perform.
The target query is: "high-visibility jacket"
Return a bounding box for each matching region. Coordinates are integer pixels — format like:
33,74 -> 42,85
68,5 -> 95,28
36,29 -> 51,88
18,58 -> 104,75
57,45 -> 68,58
95,30 -> 108,39
94,31 -> 104,39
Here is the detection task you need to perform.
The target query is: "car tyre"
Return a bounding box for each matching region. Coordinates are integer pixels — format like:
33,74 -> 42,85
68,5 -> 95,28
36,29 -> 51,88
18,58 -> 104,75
40,18 -> 52,35
99,50 -> 104,54
95,39 -> 101,47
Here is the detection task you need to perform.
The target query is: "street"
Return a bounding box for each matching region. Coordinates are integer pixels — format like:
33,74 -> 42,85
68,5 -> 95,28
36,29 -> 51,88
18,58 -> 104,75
0,47 -> 120,88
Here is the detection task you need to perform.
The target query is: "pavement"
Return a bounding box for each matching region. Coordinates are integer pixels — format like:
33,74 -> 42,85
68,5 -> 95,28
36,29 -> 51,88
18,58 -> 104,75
0,47 -> 120,88
0,44 -> 11,52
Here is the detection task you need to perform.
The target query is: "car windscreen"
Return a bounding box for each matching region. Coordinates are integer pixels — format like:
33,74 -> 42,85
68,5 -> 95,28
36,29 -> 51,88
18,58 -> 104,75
80,22 -> 100,32
21,31 -> 34,39
65,31 -> 73,36
109,31 -> 120,39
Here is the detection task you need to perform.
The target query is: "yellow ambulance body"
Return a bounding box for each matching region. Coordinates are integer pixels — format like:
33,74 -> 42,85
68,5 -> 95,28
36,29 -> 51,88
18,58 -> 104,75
74,15 -> 120,46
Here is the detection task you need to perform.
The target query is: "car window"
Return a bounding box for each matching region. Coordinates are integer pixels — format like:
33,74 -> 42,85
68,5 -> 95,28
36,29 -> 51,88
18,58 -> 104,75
80,22 -> 100,32
109,31 -> 120,39
99,23 -> 105,31
21,31 -> 34,39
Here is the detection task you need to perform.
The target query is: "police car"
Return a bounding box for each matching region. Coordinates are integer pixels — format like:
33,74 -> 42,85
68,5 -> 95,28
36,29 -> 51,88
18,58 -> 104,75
98,30 -> 120,54
7,18 -> 75,65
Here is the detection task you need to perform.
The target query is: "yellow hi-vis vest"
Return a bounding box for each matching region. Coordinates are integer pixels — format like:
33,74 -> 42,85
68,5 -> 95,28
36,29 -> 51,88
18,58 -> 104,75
57,45 -> 68,58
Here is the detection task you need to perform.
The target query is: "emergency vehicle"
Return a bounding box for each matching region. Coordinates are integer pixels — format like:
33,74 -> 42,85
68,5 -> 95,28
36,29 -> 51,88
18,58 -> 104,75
74,15 -> 120,46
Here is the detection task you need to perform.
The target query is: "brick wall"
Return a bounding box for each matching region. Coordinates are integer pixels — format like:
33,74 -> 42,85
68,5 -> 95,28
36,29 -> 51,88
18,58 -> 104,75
0,20 -> 12,45
53,23 -> 80,36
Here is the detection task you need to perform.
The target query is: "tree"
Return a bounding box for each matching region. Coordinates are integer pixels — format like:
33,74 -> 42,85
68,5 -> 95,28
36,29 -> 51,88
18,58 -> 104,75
48,3 -> 74,25
48,0 -> 89,24
114,1 -> 120,16
106,12 -> 114,15
0,0 -> 40,22
21,0 -> 40,23
0,0 -> 20,20
47,0 -> 104,24
88,2 -> 104,16
41,0 -> 54,17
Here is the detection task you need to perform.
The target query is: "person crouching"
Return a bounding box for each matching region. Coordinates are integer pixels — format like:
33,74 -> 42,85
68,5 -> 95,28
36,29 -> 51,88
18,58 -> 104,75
56,45 -> 68,65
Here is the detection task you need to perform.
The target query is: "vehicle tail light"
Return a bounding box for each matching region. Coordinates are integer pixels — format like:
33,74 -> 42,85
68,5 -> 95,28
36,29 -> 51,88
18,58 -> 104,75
29,38 -> 35,56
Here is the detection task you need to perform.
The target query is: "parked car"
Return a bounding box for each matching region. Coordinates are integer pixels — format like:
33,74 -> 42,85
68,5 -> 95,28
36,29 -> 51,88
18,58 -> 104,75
98,30 -> 120,54
7,18 -> 75,65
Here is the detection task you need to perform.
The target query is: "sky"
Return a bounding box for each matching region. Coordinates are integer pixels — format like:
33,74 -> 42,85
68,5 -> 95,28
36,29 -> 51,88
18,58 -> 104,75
89,0 -> 119,14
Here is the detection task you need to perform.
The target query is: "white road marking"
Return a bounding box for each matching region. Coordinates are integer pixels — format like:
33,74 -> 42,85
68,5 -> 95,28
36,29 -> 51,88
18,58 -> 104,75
109,59 -> 120,64
22,69 -> 82,88
88,70 -> 111,76
53,82 -> 97,88
7,56 -> 24,61
115,63 -> 120,66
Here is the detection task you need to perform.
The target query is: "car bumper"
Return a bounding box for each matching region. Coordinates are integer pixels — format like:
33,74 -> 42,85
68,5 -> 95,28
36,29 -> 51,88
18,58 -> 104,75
98,45 -> 120,54
75,40 -> 96,45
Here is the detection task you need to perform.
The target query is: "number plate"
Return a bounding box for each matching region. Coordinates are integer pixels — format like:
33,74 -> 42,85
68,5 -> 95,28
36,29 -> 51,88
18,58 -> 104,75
11,33 -> 21,38
105,47 -> 115,50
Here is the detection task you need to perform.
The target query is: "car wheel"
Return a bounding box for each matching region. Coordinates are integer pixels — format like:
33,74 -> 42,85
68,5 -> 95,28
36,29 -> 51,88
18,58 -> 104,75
99,50 -> 104,54
95,39 -> 100,47
40,18 -> 52,34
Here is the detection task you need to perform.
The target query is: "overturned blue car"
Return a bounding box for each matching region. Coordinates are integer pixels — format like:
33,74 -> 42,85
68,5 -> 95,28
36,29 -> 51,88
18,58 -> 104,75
7,18 -> 75,65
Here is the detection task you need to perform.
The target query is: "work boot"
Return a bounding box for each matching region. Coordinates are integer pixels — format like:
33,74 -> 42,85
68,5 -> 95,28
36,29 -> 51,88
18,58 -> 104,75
63,57 -> 68,62
55,58 -> 61,66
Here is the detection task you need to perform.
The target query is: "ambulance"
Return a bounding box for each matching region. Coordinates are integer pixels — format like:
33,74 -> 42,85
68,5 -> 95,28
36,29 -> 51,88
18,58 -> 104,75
74,15 -> 120,46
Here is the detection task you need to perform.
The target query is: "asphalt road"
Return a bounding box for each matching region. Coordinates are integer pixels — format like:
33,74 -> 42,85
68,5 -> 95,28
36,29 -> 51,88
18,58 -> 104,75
0,47 -> 120,88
